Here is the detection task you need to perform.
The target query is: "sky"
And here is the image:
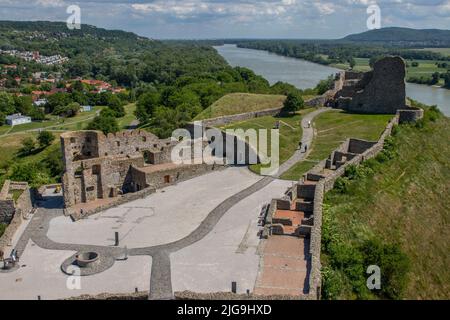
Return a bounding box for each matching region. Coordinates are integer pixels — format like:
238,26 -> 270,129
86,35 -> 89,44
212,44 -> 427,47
0,0 -> 449,39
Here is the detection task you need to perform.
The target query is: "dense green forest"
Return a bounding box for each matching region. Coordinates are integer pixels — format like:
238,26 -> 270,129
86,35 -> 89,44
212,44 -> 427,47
0,21 -> 319,138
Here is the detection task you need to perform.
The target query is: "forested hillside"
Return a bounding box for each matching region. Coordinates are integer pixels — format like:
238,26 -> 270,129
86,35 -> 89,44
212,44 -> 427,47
0,21 -> 313,138
343,27 -> 450,46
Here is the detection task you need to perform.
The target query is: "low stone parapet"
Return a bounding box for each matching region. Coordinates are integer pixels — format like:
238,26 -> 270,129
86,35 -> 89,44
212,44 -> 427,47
398,108 -> 424,124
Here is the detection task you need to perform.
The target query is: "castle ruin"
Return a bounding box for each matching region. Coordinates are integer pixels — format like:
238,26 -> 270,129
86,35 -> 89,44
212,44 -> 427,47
330,56 -> 408,114
60,130 -> 221,210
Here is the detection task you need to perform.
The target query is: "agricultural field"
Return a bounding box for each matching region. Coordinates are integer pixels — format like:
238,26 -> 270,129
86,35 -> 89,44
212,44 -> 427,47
419,47 -> 450,57
195,93 -> 286,121
281,110 -> 392,181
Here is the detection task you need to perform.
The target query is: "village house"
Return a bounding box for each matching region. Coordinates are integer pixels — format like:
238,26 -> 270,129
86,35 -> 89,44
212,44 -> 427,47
5,113 -> 32,126
33,98 -> 48,107
80,105 -> 92,112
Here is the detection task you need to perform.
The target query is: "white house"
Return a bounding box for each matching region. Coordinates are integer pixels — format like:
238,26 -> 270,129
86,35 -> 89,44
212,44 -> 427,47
80,105 -> 92,112
33,99 -> 48,107
6,113 -> 32,126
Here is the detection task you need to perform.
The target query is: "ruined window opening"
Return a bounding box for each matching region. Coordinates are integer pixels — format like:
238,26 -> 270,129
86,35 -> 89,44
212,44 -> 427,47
142,137 -> 147,142
164,175 -> 171,184
116,141 -> 120,147
143,151 -> 155,165
74,167 -> 83,177
70,137 -> 76,143
86,137 -> 91,143
92,165 -> 100,175
86,186 -> 95,192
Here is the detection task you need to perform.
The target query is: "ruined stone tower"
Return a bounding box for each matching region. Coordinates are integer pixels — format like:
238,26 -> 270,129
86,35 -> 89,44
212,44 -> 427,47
332,56 -> 407,114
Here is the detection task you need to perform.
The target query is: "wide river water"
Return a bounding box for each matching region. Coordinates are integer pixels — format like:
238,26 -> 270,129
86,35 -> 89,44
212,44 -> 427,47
215,44 -> 450,116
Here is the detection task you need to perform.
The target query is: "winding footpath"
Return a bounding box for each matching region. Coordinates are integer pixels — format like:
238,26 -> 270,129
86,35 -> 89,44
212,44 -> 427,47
9,107 -> 330,300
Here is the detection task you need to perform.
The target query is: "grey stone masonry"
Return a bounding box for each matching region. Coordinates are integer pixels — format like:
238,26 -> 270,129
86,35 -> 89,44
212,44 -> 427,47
331,56 -> 409,114
0,180 -> 34,259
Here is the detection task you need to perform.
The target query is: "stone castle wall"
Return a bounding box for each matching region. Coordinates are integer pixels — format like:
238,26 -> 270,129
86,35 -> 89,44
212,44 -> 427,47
199,107 -> 283,128
398,108 -> 425,124
306,115 -> 400,299
331,57 -> 408,114
0,181 -> 33,259
61,130 -> 180,208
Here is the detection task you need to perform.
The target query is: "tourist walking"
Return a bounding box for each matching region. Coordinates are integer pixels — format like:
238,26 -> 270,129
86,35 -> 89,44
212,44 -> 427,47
304,144 -> 308,153
298,141 -> 303,150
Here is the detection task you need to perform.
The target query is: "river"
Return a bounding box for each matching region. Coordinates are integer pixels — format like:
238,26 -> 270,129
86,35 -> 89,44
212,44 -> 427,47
215,44 -> 450,117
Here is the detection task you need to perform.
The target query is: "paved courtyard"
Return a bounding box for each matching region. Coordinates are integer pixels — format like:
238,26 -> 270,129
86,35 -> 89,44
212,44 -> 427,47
0,240 -> 151,300
0,166 -> 295,299
48,167 -> 261,248
171,179 -> 292,294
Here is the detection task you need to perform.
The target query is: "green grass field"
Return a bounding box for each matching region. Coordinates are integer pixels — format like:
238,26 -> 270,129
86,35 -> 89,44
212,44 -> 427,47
322,113 -> 450,299
418,47 -> 450,57
195,93 -> 286,121
0,106 -> 104,136
117,103 -> 137,129
221,108 -> 314,174
280,110 -> 392,180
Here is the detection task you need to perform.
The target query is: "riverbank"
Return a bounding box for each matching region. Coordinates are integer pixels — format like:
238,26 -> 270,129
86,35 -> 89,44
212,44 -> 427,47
234,44 -> 450,90
215,44 -> 450,117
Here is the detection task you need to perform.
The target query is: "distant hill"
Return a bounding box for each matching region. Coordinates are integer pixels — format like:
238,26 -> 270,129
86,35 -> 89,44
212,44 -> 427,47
343,27 -> 450,46
0,20 -> 145,41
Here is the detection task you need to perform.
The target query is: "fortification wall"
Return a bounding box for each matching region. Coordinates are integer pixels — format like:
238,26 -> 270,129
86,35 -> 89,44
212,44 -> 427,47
0,181 -> 33,259
199,107 -> 283,127
306,115 -> 399,298
398,108 -> 425,124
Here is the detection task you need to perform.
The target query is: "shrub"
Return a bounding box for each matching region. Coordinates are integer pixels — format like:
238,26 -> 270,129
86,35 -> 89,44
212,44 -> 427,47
391,124 -> 400,137
88,113 -> 119,134
19,137 -> 36,156
334,177 -> 351,194
361,239 -> 410,300
282,93 -> 304,114
0,223 -> 6,237
8,162 -> 51,188
322,267 -> 350,300
37,131 -> 55,148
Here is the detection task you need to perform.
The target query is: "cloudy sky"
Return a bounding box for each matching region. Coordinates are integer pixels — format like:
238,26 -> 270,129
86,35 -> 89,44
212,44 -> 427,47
0,0 -> 449,39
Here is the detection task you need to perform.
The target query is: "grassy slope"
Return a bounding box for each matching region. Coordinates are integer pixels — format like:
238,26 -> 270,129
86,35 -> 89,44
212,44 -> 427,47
323,115 -> 450,299
281,110 -> 392,180
221,109 -> 314,175
195,93 -> 286,121
117,103 -> 137,129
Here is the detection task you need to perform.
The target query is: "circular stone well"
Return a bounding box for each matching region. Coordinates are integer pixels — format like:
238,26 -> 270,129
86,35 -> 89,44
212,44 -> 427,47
76,252 -> 99,268
61,251 -> 115,276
